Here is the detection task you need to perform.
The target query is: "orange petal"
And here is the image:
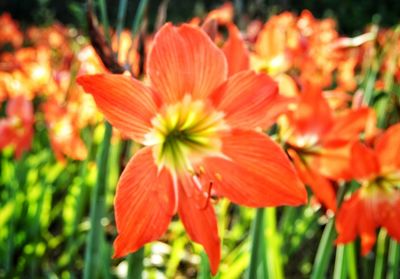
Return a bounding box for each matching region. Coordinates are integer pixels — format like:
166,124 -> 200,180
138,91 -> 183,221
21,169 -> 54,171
358,198 -> 377,256
289,149 -> 337,211
178,175 -> 221,275
0,120 -> 13,149
77,74 -> 159,143
210,71 -> 278,129
309,143 -> 353,180
349,142 -> 379,180
113,147 -> 175,258
382,192 -> 400,241
148,23 -> 227,103
322,107 -> 371,144
203,129 -> 306,207
6,95 -> 33,122
336,192 -> 362,244
289,82 -> 333,139
222,23 -> 249,76
337,190 -> 379,255
375,123 -> 400,172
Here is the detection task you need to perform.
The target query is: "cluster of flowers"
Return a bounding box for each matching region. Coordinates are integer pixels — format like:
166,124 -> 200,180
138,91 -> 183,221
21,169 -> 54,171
0,13 -> 105,161
1,3 -> 400,273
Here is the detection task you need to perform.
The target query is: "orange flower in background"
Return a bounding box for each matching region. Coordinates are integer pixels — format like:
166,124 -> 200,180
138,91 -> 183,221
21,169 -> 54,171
0,95 -> 34,158
0,13 -> 23,48
222,23 -> 250,76
336,124 -> 400,254
43,99 -> 88,162
282,82 -> 372,211
251,12 -> 299,76
78,23 -> 306,274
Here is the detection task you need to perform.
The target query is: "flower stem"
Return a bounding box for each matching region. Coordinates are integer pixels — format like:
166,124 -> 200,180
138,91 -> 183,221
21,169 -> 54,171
97,0 -> 111,43
387,239 -> 400,279
127,247 -> 144,279
346,243 -> 358,279
116,0 -> 128,48
247,208 -> 266,279
83,122 -> 112,279
373,229 -> 388,279
265,207 -> 283,279
310,184 -> 347,279
333,245 -> 347,279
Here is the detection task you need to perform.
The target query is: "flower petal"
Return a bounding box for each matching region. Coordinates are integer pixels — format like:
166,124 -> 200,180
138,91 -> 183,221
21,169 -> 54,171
6,95 -> 34,122
209,71 -> 278,129
309,143 -> 353,180
336,192 -> 362,244
178,175 -> 221,275
77,74 -> 159,143
288,82 -> 333,139
375,123 -> 400,172
0,120 -> 13,149
288,149 -> 337,211
203,129 -> 306,207
349,142 -> 380,180
222,23 -> 249,76
148,23 -> 227,103
113,147 -> 175,258
382,192 -> 400,241
322,107 -> 371,145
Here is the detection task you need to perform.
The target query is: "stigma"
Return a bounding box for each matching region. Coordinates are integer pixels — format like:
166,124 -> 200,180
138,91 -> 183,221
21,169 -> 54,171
143,95 -> 229,174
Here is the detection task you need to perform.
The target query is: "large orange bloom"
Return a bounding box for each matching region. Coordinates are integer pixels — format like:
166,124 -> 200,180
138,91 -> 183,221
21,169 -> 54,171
77,23 -> 306,274
282,82 -> 372,211
336,124 -> 400,255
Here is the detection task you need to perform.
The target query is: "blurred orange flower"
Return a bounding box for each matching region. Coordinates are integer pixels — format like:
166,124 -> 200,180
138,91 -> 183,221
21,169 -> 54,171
336,124 -> 400,254
0,95 -> 34,158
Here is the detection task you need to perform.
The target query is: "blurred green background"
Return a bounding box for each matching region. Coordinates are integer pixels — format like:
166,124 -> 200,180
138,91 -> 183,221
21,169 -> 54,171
1,0 -> 400,34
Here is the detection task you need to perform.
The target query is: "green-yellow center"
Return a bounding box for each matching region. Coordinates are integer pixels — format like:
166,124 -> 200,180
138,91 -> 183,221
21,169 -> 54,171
143,95 -> 229,173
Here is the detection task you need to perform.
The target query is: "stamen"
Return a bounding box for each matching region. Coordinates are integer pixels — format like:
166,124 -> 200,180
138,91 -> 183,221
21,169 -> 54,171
200,181 -> 214,210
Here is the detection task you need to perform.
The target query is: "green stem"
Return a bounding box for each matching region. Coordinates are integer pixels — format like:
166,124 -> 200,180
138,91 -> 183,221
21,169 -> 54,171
333,245 -> 347,279
310,185 -> 347,279
346,243 -> 358,279
247,208 -> 266,279
131,0 -> 149,36
265,207 -> 283,279
198,251 -> 212,279
373,229 -> 388,279
116,0 -> 128,49
127,247 -> 144,279
97,0 -> 111,43
83,122 -> 112,279
310,219 -> 336,279
387,239 -> 400,279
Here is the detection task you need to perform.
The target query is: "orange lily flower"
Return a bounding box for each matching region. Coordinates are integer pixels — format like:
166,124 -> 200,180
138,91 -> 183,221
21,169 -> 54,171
282,82 -> 371,211
336,124 -> 400,255
78,23 -> 306,274
0,13 -> 23,49
0,95 -> 34,158
43,99 -> 88,162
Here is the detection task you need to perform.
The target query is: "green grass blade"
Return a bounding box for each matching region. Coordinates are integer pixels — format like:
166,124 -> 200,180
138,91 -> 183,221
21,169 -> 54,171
247,208 -> 265,279
97,0 -> 111,43
127,247 -> 144,279
373,229 -> 388,279
346,243 -> 358,279
131,0 -> 149,38
265,207 -> 283,279
387,239 -> 400,279
333,245 -> 347,279
116,0 -> 128,48
83,122 -> 112,279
